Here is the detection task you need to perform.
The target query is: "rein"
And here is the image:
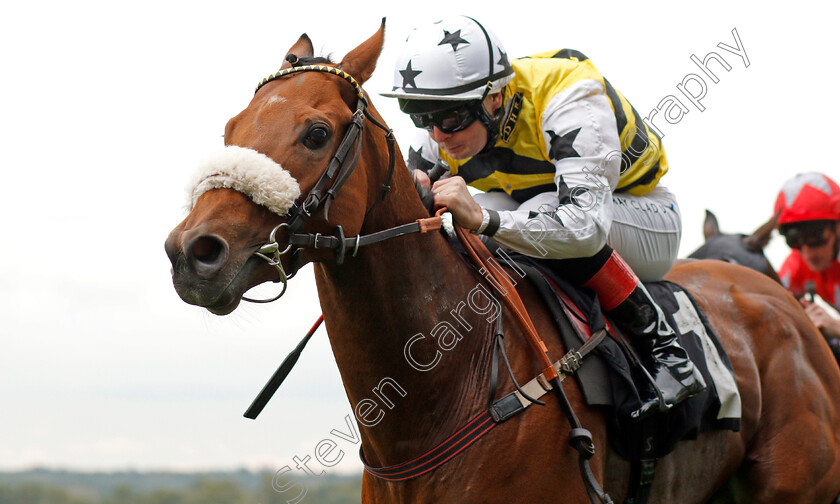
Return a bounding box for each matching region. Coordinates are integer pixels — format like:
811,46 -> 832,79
454,227 -> 613,504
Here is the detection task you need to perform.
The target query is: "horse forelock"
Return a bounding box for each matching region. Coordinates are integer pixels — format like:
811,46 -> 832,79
413,178 -> 436,216
187,145 -> 301,216
295,55 -> 334,65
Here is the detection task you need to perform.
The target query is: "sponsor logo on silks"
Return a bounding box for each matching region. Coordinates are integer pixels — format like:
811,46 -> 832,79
500,92 -> 524,143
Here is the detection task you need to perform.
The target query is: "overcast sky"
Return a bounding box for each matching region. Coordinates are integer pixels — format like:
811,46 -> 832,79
2,0 -> 837,476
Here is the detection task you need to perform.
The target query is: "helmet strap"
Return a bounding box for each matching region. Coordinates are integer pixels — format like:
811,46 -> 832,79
479,81 -> 494,101
476,82 -> 505,155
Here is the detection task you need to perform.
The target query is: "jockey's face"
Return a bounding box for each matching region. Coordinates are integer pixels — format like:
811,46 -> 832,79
426,93 -> 504,160
428,119 -> 488,160
798,223 -> 839,272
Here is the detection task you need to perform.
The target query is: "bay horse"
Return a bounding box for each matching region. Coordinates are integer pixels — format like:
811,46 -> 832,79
687,209 -> 781,283
164,21 -> 840,503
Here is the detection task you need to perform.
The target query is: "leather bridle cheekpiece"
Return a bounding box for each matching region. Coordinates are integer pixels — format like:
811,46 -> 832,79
245,57 -> 441,303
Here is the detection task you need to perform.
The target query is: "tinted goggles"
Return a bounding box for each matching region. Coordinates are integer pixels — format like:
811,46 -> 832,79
410,103 -> 480,134
781,222 -> 835,249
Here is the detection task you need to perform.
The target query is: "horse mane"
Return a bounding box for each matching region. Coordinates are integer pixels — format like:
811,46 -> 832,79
413,177 -> 436,215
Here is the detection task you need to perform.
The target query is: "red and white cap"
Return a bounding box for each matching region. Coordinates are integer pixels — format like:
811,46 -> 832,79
774,172 -> 840,225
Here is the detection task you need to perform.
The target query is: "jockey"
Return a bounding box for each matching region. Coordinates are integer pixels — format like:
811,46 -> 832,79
774,172 -> 840,352
382,15 -> 705,419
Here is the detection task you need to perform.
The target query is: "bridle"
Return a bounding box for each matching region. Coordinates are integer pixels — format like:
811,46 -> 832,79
243,58 -> 441,303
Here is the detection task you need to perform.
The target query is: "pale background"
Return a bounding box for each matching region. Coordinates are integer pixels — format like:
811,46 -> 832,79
2,0 -> 836,476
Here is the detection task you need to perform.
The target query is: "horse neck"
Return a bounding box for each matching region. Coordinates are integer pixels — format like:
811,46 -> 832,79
313,178 -> 498,466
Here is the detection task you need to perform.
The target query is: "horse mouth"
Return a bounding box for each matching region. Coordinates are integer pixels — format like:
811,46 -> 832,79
205,292 -> 243,316
170,254 -> 261,315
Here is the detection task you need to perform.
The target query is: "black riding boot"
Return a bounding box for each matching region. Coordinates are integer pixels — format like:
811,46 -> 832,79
609,283 -> 707,420
577,247 -> 707,421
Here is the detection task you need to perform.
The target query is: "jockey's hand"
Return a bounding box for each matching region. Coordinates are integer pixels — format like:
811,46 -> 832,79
432,176 -> 483,231
802,300 -> 840,339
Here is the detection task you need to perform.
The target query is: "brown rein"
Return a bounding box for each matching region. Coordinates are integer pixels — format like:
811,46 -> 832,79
452,223 -> 613,504
453,224 -> 559,381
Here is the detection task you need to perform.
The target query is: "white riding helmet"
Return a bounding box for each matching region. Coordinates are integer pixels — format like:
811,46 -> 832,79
381,16 -> 514,102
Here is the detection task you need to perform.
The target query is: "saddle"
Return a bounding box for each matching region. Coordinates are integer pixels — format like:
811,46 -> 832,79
511,253 -> 741,450
451,231 -> 741,503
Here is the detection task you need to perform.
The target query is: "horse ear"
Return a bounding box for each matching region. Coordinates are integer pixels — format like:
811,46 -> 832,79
703,209 -> 721,240
281,34 -> 315,70
339,18 -> 386,85
743,213 -> 778,252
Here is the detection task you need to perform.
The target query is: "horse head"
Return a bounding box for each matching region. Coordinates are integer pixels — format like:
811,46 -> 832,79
164,20 -> 425,315
687,209 -> 781,283
164,21 -> 510,477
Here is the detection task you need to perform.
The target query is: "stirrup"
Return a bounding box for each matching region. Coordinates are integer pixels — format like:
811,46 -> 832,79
631,357 -> 706,421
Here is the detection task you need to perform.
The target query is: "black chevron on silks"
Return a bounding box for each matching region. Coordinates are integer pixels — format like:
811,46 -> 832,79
552,48 -> 589,61
602,79 -> 627,144
602,77 -> 661,182
456,147 -> 557,204
458,147 -> 555,181
616,160 -> 661,194
621,110 -> 655,174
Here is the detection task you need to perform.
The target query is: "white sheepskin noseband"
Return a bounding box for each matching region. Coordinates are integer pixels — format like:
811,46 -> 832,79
187,146 -> 301,216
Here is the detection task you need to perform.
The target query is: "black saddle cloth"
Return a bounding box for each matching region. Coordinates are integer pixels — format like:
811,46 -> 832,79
504,252 -> 741,461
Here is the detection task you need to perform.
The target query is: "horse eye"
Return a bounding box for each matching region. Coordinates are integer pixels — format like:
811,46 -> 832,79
304,126 -> 330,148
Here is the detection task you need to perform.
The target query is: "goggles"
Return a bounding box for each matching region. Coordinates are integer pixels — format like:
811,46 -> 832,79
409,102 -> 481,134
780,222 -> 835,249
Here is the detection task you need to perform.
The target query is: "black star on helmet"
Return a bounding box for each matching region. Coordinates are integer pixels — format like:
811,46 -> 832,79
497,50 -> 511,71
438,29 -> 470,51
399,60 -> 422,89
547,128 -> 582,161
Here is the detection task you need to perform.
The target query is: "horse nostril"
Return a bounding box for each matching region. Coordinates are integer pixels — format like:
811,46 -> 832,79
186,234 -> 229,276
192,236 -> 222,263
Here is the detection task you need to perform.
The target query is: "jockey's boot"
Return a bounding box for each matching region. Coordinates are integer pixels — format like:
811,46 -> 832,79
583,250 -> 707,420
